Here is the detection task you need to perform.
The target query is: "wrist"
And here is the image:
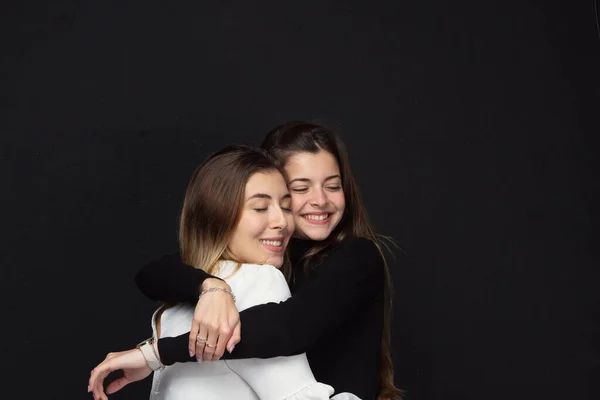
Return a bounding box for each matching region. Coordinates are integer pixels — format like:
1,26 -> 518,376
199,286 -> 236,303
201,277 -> 231,291
136,337 -> 164,371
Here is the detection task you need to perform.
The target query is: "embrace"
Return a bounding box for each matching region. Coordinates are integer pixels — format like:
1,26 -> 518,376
88,121 -> 402,400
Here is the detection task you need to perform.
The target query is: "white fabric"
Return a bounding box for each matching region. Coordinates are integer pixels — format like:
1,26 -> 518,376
149,261 -> 361,400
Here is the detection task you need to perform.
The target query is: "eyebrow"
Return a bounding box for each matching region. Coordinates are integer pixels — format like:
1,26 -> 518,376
288,175 -> 341,184
246,193 -> 291,201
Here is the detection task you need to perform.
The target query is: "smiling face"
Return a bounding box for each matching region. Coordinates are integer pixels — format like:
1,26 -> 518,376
227,170 -> 294,268
285,150 -> 346,241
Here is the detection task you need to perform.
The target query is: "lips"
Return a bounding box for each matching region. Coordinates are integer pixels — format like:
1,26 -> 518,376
259,237 -> 285,252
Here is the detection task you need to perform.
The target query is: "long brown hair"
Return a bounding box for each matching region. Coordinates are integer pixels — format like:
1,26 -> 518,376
179,144 -> 289,276
261,121 -> 403,400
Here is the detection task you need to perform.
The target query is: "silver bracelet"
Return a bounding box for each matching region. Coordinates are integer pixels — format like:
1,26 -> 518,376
199,287 -> 236,303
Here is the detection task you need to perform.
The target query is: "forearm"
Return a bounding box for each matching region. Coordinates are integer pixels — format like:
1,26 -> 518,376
157,238 -> 385,363
157,334 -> 195,365
134,253 -> 218,303
226,241 -> 384,359
158,274 -> 380,363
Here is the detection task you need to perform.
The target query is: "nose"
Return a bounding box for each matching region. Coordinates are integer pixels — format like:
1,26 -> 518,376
270,206 -> 289,231
309,188 -> 328,207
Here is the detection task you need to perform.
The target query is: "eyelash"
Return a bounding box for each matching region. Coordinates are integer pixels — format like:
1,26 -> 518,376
254,207 -> 292,213
292,186 -> 342,193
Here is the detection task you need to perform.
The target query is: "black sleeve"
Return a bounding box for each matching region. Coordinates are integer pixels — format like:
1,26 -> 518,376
134,253 -> 218,303
157,238 -> 384,365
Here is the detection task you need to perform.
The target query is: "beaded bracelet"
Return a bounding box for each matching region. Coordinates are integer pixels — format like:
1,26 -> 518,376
199,287 -> 236,303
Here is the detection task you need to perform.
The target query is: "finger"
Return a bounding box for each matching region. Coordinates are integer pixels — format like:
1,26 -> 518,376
213,324 -> 232,360
195,324 -> 209,362
203,324 -> 218,361
189,320 -> 200,357
90,360 -> 115,399
227,321 -> 241,353
90,375 -> 105,400
106,376 -> 131,394
89,367 -> 103,395
93,387 -> 108,400
90,370 -> 109,400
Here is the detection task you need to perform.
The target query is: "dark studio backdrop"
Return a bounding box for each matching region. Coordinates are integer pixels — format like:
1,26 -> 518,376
1,0 -> 598,399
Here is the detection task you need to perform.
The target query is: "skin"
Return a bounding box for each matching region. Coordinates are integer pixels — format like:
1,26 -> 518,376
227,171 -> 294,267
285,150 -> 346,240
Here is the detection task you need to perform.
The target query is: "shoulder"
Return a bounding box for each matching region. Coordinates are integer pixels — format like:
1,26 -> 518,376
309,237 -> 385,281
333,237 -> 384,264
224,263 -> 291,311
236,263 -> 287,281
223,262 -> 286,284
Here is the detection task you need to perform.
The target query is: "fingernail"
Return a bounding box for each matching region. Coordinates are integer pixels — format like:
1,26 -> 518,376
87,385 -> 90,392
196,357 -> 202,363
228,345 -> 235,353
189,351 -> 194,357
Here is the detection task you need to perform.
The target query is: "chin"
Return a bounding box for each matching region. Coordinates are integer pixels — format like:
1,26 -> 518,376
268,257 -> 284,268
298,227 -> 333,241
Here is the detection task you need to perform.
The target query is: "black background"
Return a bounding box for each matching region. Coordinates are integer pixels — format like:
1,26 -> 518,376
1,1 -> 598,399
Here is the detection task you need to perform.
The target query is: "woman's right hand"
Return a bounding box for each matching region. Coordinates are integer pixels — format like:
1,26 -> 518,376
190,278 -> 241,361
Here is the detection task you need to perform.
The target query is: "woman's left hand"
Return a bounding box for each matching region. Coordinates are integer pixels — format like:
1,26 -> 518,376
88,348 -> 152,400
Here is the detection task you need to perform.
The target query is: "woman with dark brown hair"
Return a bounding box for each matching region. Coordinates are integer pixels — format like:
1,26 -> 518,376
133,121 -> 402,399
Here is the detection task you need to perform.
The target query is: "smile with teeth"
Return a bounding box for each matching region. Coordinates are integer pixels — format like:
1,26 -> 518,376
260,239 -> 283,246
303,213 -> 330,221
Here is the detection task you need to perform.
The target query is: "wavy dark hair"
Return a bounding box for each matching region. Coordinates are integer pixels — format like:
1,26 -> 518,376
261,121 -> 402,400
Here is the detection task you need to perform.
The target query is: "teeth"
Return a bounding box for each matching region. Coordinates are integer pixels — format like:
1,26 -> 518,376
303,214 -> 329,221
261,240 -> 282,246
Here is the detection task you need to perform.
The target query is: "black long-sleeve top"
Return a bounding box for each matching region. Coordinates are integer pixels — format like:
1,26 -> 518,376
136,237 -> 385,399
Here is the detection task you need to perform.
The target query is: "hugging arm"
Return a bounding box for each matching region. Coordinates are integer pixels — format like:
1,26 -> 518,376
135,253 -> 211,302
156,238 -> 384,364
223,266 -> 335,400
136,253 -> 240,361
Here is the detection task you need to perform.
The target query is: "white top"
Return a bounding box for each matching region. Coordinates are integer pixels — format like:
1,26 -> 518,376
149,260 -> 361,400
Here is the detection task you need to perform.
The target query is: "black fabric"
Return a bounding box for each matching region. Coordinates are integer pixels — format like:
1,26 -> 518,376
146,237 -> 385,399
135,253 -> 217,302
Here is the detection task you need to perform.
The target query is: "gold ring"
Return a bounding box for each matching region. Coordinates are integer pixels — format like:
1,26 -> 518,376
205,343 -> 216,348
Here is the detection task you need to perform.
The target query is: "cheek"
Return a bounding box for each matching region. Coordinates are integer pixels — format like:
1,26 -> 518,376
333,193 -> 346,212
236,217 -> 264,241
290,194 -> 304,214
286,214 -> 295,232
